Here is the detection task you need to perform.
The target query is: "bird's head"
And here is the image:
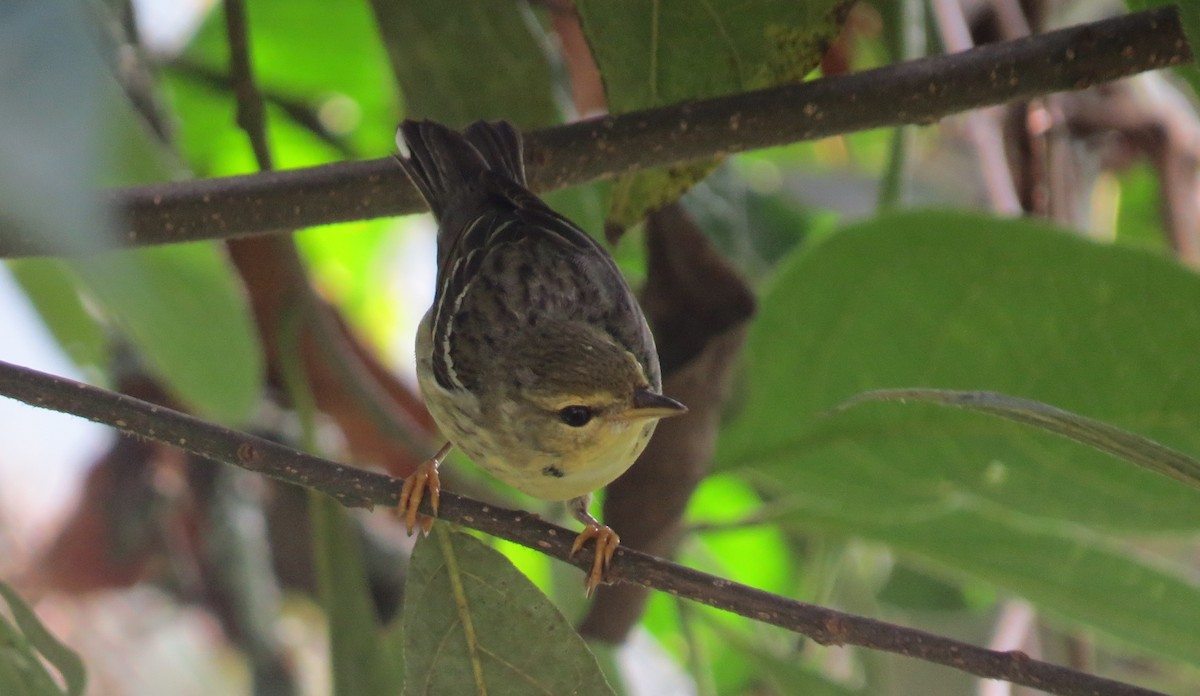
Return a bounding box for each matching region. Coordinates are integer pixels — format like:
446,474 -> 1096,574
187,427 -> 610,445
488,321 -> 686,496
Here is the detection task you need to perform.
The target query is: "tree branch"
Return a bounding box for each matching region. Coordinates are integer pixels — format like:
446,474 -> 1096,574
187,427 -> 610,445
0,6 -> 1186,258
0,358 -> 1168,696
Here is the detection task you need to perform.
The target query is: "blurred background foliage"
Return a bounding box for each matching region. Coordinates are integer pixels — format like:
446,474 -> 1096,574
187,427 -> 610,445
2,0 -> 1200,694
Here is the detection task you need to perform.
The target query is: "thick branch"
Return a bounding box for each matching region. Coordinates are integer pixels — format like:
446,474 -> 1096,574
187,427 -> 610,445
0,7 -> 1186,258
0,358 -> 1167,696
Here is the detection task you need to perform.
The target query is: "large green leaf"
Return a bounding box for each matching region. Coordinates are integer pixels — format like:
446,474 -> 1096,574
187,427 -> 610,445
69,243 -> 263,423
0,0 -> 181,253
575,0 -> 846,229
0,0 -> 108,256
369,0 -> 558,128
717,210 -> 1200,662
0,0 -> 111,374
837,511 -> 1200,666
0,1 -> 262,422
403,526 -> 615,696
576,0 -> 845,112
840,388 -> 1200,491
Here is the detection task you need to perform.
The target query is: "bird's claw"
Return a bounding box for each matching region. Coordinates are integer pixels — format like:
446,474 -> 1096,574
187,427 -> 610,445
398,457 -> 441,536
570,523 -> 620,597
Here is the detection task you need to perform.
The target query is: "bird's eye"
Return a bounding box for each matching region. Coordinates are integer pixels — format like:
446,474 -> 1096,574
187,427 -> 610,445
558,405 -> 594,427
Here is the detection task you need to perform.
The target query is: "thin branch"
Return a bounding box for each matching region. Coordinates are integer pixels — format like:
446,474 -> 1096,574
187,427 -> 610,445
171,59 -> 356,159
0,7 -> 1185,258
0,358 -> 1168,696
223,0 -> 272,171
96,0 -> 174,145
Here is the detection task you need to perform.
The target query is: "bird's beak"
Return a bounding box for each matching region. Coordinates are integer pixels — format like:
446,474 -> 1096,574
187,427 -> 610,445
620,388 -> 688,421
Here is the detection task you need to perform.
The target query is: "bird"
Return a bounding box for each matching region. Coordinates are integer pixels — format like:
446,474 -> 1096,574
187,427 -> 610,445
393,119 -> 686,595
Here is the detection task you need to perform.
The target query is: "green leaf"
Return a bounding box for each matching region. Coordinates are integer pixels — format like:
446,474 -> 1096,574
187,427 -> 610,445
0,580 -> 86,696
718,210 -> 1200,663
0,4 -> 261,417
876,563 -> 969,612
576,0 -> 846,228
377,617 -> 408,693
0,614 -> 72,696
0,0 -> 213,391
310,491 -> 400,696
0,0 -> 178,256
840,388 -> 1200,491
403,526 -> 616,696
835,512 -> 1200,667
5,259 -> 109,374
369,0 -> 557,128
606,161 -> 721,236
0,0 -> 109,256
683,166 -> 824,278
576,0 -> 845,112
69,243 -> 263,424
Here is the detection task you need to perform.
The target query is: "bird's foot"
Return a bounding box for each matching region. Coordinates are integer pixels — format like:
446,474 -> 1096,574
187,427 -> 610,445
397,442 -> 451,535
570,523 -> 620,598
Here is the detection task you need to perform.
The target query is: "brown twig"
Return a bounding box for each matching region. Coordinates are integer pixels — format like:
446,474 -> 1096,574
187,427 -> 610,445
223,0 -> 272,172
97,0 -> 174,145
0,359 -> 1168,696
171,59 -> 356,159
0,6 -> 1185,258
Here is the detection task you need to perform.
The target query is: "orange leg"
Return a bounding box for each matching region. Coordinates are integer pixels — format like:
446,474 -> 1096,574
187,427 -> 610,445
398,442 -> 451,535
568,495 -> 620,597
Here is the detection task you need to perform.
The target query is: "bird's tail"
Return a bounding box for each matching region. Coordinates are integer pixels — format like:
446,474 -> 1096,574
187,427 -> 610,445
464,120 -> 526,186
395,119 -> 526,222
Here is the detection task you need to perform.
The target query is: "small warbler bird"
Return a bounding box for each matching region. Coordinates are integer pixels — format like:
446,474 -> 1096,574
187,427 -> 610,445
394,119 -> 686,594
